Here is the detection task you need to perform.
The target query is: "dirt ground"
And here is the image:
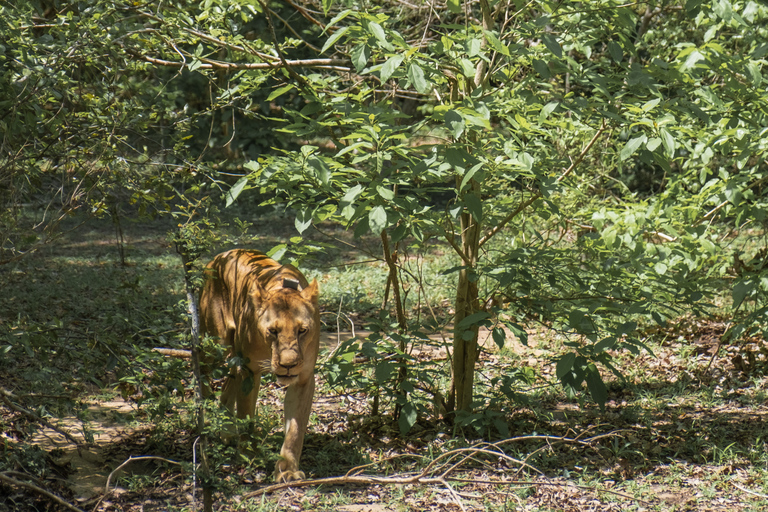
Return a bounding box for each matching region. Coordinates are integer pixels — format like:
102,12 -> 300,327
3,218 -> 768,511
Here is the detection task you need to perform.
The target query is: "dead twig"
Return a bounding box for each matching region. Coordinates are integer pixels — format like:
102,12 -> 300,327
104,455 -> 182,493
732,480 -> 768,499
243,432 -> 641,505
89,456 -> 182,512
0,472 -> 86,512
153,347 -> 192,358
0,387 -> 85,448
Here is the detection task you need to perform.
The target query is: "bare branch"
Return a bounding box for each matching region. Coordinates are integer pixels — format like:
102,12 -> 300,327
0,388 -> 85,447
0,472 -> 86,512
126,48 -> 349,71
242,433 -> 640,503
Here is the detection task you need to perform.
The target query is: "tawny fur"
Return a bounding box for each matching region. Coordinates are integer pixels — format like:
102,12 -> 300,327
199,249 -> 320,483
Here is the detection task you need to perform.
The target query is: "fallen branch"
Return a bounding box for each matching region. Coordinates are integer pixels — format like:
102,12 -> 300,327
243,432 -> 645,507
153,347 -> 192,359
104,455 -> 182,493
732,480 -> 768,499
0,387 -> 85,447
0,472 -> 86,512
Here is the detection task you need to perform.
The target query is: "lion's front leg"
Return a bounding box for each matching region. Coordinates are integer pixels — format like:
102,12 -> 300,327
274,376 -> 315,483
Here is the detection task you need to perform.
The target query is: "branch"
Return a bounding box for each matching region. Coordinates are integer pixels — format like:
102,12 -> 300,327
127,49 -> 349,71
153,347 -> 192,358
0,472 -> 86,512
105,456 -> 182,493
732,481 -> 768,499
243,433 -> 640,504
0,388 -> 85,447
478,119 -> 607,248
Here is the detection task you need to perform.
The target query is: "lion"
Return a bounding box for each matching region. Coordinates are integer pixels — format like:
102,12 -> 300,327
199,249 -> 320,483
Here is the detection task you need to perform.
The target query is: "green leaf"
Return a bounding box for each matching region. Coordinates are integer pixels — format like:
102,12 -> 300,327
542,34 -> 562,58
620,135 -> 646,161
445,110 -> 465,139
680,48 -> 706,72
308,156 -> 331,187
539,101 -> 559,121
244,160 -> 261,172
225,176 -> 248,207
368,205 -> 388,234
380,54 -> 404,83
556,352 -> 576,380
321,26 -> 349,54
585,365 -> 607,412
660,128 -> 676,159
747,61 -> 762,87
295,209 -> 313,234
492,327 -> 506,349
484,30 -> 509,56
408,63 -> 431,94
532,59 -> 551,78
375,360 -> 395,384
459,163 -> 483,193
733,279 -> 754,307
368,22 -> 393,51
505,321 -> 529,346
325,9 -> 353,32
340,184 -> 363,205
390,222 -> 407,243
463,192 -> 483,221
351,43 -> 371,71
447,0 -> 461,14
268,243 -> 287,261
608,41 -> 623,63
266,84 -> 295,102
457,311 -> 491,329
376,185 -> 395,201
398,401 -> 418,435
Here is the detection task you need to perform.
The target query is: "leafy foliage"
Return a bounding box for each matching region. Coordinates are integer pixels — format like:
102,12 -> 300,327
3,0 -> 768,430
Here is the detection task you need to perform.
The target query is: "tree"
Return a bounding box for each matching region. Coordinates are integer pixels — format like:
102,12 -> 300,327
4,0 -> 768,426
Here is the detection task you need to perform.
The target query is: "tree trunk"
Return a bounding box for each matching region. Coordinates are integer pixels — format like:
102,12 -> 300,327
177,243 -> 213,512
451,178 -> 481,413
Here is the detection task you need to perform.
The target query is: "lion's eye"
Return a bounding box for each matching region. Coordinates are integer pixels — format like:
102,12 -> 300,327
268,328 -> 278,335
297,327 -> 308,335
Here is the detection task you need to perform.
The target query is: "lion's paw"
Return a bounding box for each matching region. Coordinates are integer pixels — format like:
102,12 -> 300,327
274,460 -> 305,483
274,468 -> 305,483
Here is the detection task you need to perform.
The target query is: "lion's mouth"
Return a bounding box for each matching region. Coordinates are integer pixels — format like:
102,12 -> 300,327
275,374 -> 298,386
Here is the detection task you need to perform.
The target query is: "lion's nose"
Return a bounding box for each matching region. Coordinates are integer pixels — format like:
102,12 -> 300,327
278,351 -> 300,370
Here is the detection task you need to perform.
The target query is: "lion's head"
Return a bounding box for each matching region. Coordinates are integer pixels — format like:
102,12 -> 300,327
255,280 -> 319,386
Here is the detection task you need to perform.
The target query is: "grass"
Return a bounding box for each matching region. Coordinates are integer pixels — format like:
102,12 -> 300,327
2,212 -> 768,511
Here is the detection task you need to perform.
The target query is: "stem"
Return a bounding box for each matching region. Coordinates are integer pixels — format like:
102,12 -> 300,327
381,230 -> 408,416
451,177 -> 482,414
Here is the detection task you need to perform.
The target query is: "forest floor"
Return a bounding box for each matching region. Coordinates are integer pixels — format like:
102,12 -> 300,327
2,215 -> 768,511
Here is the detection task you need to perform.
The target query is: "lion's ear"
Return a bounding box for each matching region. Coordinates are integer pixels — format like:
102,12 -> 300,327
301,279 -> 319,303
